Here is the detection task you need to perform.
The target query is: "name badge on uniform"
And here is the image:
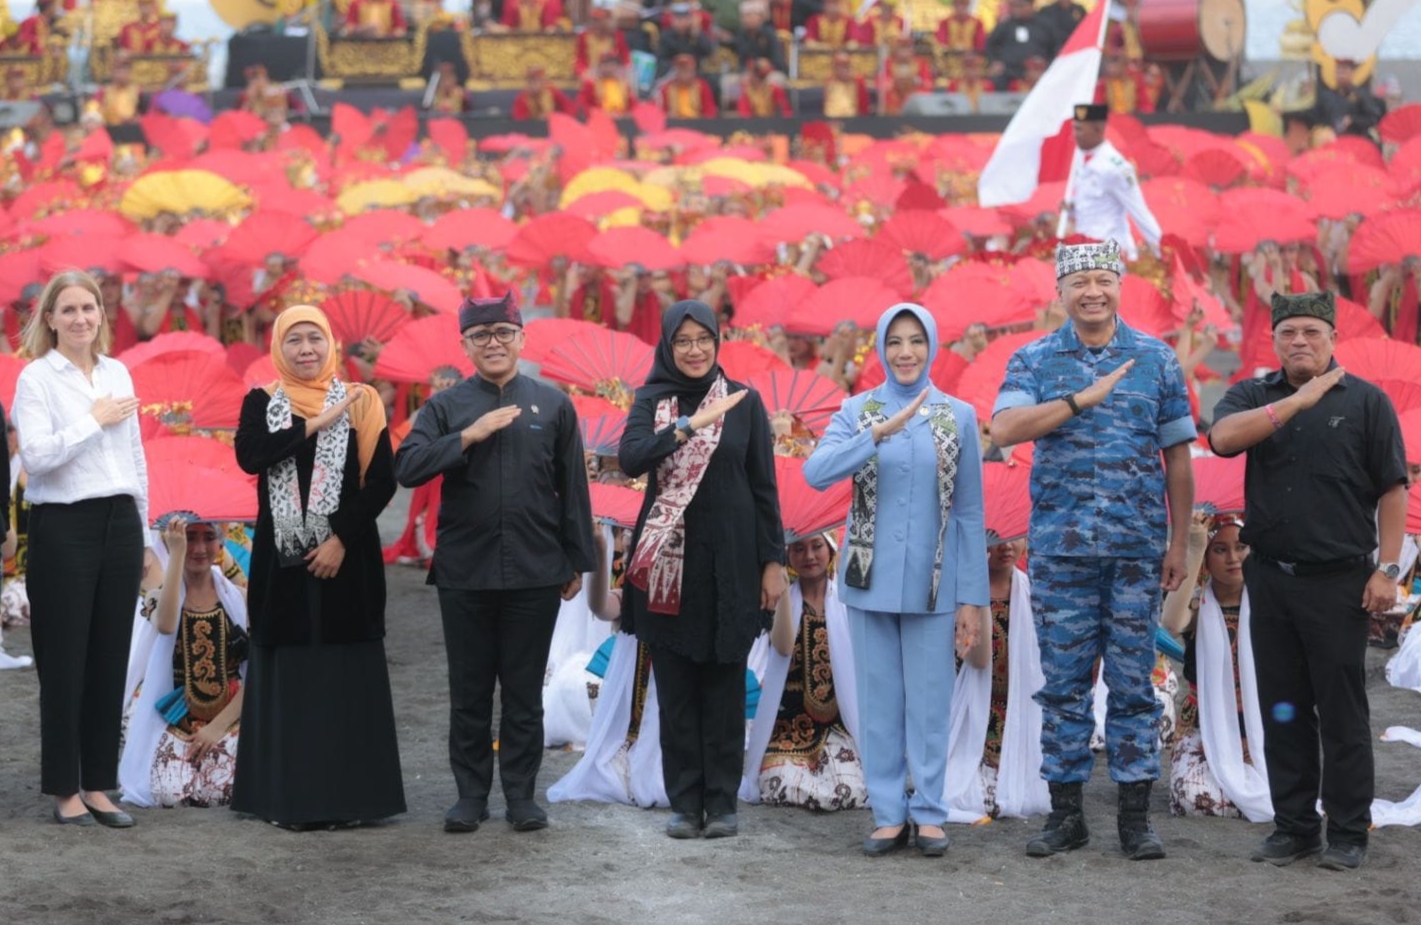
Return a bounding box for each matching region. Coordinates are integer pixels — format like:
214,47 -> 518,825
1015,25 -> 1028,42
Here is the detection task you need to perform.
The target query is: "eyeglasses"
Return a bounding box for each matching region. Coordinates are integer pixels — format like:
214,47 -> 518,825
464,327 -> 521,347
1273,326 -> 1330,342
672,335 -> 716,353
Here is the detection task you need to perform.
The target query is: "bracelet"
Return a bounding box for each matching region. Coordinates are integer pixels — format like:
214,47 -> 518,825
1264,403 -> 1284,430
1063,394 -> 1082,416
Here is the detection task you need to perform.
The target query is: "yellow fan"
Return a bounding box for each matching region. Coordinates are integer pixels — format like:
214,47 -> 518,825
697,158 -> 812,190
119,170 -> 252,222
336,179 -> 419,215
559,167 -> 640,208
403,167 -> 502,201
641,165 -> 694,190
601,206 -> 644,229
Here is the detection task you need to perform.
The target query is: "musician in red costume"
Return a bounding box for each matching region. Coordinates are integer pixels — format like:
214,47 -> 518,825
578,52 -> 635,116
117,0 -> 162,52
878,36 -> 932,115
935,0 -> 986,80
500,0 -> 565,32
10,0 -> 63,55
736,57 -> 790,117
511,64 -> 577,119
429,59 -> 470,113
659,52 -> 717,118
947,51 -> 995,112
1095,52 -> 1154,114
854,0 -> 906,47
822,50 -> 870,118
343,0 -> 408,37
804,0 -> 855,48
574,7 -> 630,77
150,13 -> 189,55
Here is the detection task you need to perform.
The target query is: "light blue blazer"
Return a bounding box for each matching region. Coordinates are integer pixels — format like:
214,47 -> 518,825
803,386 -> 990,616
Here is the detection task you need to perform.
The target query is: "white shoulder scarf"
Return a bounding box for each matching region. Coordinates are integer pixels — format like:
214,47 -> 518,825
1196,582 -> 1273,823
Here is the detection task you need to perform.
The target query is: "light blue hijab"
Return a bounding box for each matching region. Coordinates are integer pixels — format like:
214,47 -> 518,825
874,302 -> 939,400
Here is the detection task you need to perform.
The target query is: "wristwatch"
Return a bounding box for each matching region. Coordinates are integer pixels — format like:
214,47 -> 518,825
675,415 -> 695,439
1378,562 -> 1401,581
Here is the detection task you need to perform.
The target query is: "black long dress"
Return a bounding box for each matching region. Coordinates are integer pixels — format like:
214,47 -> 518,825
231,388 -> 406,826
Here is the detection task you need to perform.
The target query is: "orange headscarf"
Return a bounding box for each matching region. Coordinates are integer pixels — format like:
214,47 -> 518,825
266,305 -> 385,483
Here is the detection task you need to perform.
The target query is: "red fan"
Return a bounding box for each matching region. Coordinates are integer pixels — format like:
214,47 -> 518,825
174,219 -> 232,251
220,211 -> 320,264
759,203 -> 864,245
0,353 -> 27,408
1117,275 -> 1176,338
1410,483 -> 1421,535
12,179 -> 82,218
373,313 -> 475,383
997,180 -> 1068,228
30,208 -> 131,238
0,249 -> 42,304
940,206 -> 1012,239
580,412 -> 627,456
955,330 -> 1051,421
587,226 -> 684,273
341,210 -> 427,247
506,213 -> 598,269
118,234 -> 208,278
130,351 -> 248,430
1377,378 -> 1421,415
1397,408 -> 1421,466
1192,454 -> 1246,515
716,339 -> 790,381
589,482 -> 645,529
356,261 -> 463,314
1211,206 -> 1314,254
242,354 -> 277,389
785,277 -> 905,335
983,461 -> 1031,542
208,110 -> 266,150
139,112 -> 207,159
1181,147 -> 1247,189
422,208 -> 518,254
815,239 -> 914,298
569,393 -> 621,420
275,123 -> 327,157
1389,135 -> 1421,186
878,211 -> 965,261
775,456 -> 850,542
854,349 -> 967,396
895,181 -> 947,212
701,176 -> 754,199
680,217 -> 776,267
1382,103 -> 1421,145
746,368 -> 846,434
732,274 -> 818,329
1304,165 -> 1397,220
191,150 -> 282,188
563,190 -> 644,221
144,435 -> 257,524
1334,295 -> 1388,341
225,341 -> 262,377
1334,338 -> 1421,384
118,331 -> 225,369
1345,211 -> 1421,272
39,234 -> 124,276
518,317 -> 605,366
1236,131 -> 1290,178
319,290 -> 411,347
920,263 -> 1034,343
637,128 -> 720,154
427,117 -> 469,159
540,327 -> 654,395
251,185 -> 338,221
296,227 -> 382,286
843,173 -> 907,210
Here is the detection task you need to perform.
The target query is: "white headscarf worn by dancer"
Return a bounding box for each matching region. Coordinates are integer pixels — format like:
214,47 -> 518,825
943,567 -> 1049,822
740,578 -> 859,804
118,565 -> 248,808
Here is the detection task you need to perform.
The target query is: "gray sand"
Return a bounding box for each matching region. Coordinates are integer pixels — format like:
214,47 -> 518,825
1,492 -> 1418,925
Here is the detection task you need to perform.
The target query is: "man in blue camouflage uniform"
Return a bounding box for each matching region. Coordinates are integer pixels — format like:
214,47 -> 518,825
992,239 -> 1195,861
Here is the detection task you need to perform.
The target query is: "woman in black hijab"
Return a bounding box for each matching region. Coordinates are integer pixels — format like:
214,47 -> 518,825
619,300 -> 786,840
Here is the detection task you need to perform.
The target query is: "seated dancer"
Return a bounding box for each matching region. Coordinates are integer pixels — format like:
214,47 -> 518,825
1162,513 -> 1271,822
821,51 -> 870,119
501,0 -> 565,31
118,0 -> 162,53
344,0 -> 408,38
740,532 -> 865,810
943,535 -> 1050,821
151,13 -> 188,55
429,60 -> 470,114
659,53 -> 717,119
735,58 -> 791,118
120,515 -> 248,808
578,52 -> 635,117
511,65 -> 577,120
547,524 -> 670,808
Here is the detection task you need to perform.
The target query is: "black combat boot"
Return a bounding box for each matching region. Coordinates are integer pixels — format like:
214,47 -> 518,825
1117,780 -> 1165,860
1025,781 -> 1090,857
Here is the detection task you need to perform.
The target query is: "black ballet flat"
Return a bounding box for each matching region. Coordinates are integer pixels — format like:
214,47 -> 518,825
53,806 -> 96,827
862,823 -> 912,857
916,828 -> 951,857
80,802 -> 134,829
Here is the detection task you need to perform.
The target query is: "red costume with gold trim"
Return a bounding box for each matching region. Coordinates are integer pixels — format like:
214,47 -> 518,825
855,13 -> 906,47
345,0 -> 408,36
822,74 -> 869,118
578,75 -> 634,116
736,81 -> 790,117
501,0 -> 564,31
118,16 -> 161,52
659,77 -> 717,118
805,13 -> 854,47
511,85 -> 577,119
575,28 -> 630,75
1095,69 -> 1154,114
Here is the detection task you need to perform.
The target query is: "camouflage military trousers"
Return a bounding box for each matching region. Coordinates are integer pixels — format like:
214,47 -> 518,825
1030,555 -> 1163,784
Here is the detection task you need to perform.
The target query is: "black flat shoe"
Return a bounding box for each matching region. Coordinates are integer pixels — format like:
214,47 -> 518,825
916,827 -> 951,857
666,813 -> 702,839
703,813 -> 738,839
444,799 -> 491,834
1251,830 -> 1322,866
53,807 -> 96,827
505,800 -> 549,832
81,802 -> 134,829
1317,842 -> 1367,871
862,824 -> 911,857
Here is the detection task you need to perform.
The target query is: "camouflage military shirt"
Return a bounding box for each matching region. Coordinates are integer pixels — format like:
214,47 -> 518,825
993,319 -> 1195,558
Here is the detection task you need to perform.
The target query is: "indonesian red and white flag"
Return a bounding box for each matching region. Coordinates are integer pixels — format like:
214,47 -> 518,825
977,0 -> 1111,207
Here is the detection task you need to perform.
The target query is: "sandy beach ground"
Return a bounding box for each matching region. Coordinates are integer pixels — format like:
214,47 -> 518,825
1,491 -> 1419,925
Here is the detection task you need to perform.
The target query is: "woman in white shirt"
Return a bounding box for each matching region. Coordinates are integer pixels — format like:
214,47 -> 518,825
13,270 -> 148,828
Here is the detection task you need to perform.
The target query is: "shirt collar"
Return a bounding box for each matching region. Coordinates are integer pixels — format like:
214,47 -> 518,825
475,372 -> 521,396
43,349 -> 95,372
1052,315 -> 1135,354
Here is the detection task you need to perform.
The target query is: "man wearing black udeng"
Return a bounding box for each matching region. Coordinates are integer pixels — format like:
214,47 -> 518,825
394,292 -> 596,835
1210,291 -> 1408,872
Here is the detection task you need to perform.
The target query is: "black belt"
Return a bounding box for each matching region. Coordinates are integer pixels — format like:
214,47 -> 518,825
1254,554 -> 1370,578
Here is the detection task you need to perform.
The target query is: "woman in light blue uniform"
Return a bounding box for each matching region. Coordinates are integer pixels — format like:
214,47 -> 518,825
804,302 -> 989,857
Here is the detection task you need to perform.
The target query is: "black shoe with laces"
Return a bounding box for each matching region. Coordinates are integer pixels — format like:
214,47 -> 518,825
1026,782 -> 1089,857
1317,842 -> 1367,871
1250,830 -> 1323,865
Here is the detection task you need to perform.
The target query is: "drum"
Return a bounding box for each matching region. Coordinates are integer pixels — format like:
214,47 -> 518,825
1137,0 -> 1246,62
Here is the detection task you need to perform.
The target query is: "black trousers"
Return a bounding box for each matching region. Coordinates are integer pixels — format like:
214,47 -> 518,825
649,646 -> 745,818
438,585 -> 562,804
27,496 -> 144,796
1246,557 -> 1374,846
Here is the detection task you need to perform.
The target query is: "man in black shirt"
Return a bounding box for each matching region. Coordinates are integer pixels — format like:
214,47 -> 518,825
984,0 -> 1057,89
1211,290 -> 1408,872
1314,58 -> 1387,142
657,2 -> 717,76
394,293 -> 596,835
1035,0 -> 1085,57
729,0 -> 787,74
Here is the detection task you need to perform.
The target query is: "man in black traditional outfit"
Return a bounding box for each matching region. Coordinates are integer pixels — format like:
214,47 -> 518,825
394,292 -> 596,834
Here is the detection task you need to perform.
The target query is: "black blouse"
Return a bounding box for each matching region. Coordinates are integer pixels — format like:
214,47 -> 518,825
618,384 -> 784,664
235,388 -> 396,647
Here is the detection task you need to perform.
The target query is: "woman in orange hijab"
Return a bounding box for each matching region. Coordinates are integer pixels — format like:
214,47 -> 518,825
231,305 -> 406,830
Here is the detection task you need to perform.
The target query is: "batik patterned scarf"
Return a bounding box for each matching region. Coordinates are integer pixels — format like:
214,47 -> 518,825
844,392 -> 960,609
266,381 -> 350,566
627,375 -> 729,614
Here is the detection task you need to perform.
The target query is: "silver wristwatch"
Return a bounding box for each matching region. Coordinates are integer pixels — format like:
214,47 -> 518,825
1378,562 -> 1401,581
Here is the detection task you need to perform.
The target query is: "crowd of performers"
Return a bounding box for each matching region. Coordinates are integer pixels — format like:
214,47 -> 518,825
3,231 -> 1419,874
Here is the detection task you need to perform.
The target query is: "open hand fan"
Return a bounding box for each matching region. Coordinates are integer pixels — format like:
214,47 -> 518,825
118,234 -> 209,279
12,179 -> 82,218
1192,454 -> 1246,514
118,331 -> 225,370
540,328 -> 654,402
716,339 -> 790,381
680,216 -> 776,267
580,412 -> 627,456
215,211 -> 320,265
523,317 -> 609,365
0,249 -> 42,304
732,274 -> 818,330
955,330 -> 1050,421
746,368 -> 846,435
878,211 -> 965,261
319,290 -> 412,348
372,313 -> 474,384
341,210 -> 428,247
784,277 -> 905,335
983,461 -> 1031,543
1345,211 -> 1421,272
422,208 -> 518,253
775,456 -> 850,542
129,351 -> 248,430
1376,379 -> 1421,415
920,263 -> 1035,342
815,239 -> 914,298
759,203 -> 863,245
589,482 -> 645,529
356,261 -> 463,314
144,435 -> 257,524
1334,338 -> 1421,384
587,226 -> 684,272
506,213 -> 598,269
242,355 -> 278,389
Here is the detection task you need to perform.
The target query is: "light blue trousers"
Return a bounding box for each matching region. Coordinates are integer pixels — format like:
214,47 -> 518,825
848,607 -> 955,828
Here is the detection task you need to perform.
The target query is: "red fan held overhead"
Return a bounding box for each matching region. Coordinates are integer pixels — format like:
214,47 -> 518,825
422,208 -> 519,254
758,203 -> 864,246
784,277 -> 905,335
814,239 -> 914,298
129,351 -> 249,431
118,234 -> 208,279
1193,454 -> 1246,515
587,226 -> 684,273
589,482 -> 645,530
1345,211 -> 1421,273
679,217 -> 776,267
219,211 -> 320,265
319,290 -> 412,348
955,330 -> 1050,421
522,317 -> 608,365
145,435 -> 258,524
746,369 -> 846,435
539,327 -> 654,407
878,211 -> 965,261
373,313 -> 475,384
0,354 -> 25,409
731,274 -> 818,330
356,261 -> 463,314
506,213 -> 598,268
117,331 -> 225,370
776,456 -> 849,542
1335,338 -> 1421,384
580,412 -> 628,457
920,263 -> 1035,343
715,340 -> 790,381
983,462 -> 1031,543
